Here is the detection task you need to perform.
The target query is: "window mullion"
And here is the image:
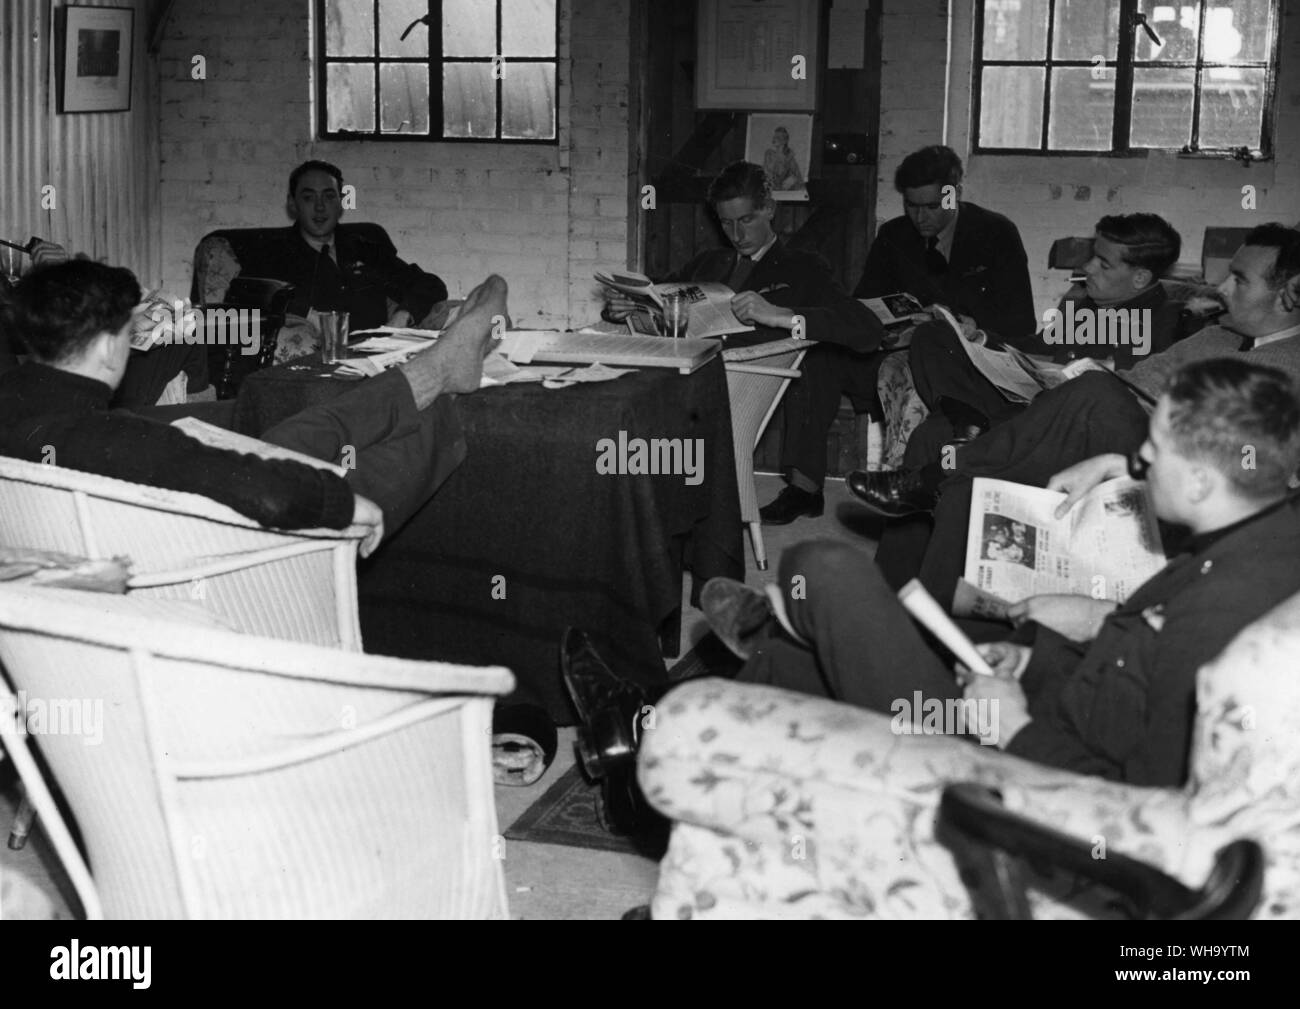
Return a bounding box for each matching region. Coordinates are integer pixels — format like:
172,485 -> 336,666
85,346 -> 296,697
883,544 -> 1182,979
495,1 -> 504,139
431,0 -> 443,141
1113,0 -> 1137,150
1040,0 -> 1055,150
1188,0 -> 1209,150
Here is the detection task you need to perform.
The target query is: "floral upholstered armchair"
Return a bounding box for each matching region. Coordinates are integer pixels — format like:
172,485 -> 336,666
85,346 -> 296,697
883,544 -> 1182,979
638,590 -> 1300,920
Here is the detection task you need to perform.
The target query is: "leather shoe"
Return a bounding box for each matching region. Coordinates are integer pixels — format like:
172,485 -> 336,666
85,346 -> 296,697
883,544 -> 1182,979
846,468 -> 939,518
701,578 -> 772,660
758,484 -> 825,525
559,628 -> 660,836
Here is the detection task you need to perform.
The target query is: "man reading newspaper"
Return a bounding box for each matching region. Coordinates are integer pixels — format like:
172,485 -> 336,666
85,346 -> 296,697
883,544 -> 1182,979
694,358 -> 1300,787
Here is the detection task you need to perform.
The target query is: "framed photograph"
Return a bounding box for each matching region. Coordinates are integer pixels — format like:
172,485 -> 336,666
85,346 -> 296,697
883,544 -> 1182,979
746,113 -> 812,202
696,0 -> 820,111
59,5 -> 134,113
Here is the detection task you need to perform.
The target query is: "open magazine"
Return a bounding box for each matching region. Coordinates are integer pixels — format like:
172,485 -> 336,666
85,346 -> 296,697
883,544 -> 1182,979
595,270 -> 754,340
952,476 -> 1166,620
931,304 -> 1108,404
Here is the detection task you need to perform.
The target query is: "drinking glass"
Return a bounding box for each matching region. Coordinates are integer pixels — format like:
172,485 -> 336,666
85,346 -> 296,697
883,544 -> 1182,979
661,291 -> 689,340
0,245 -> 24,286
319,310 -> 349,364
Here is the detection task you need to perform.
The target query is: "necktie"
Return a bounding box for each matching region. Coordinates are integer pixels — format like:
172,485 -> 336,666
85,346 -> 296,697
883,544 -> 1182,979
1239,335 -> 1256,351
924,236 -> 947,275
729,253 -> 755,291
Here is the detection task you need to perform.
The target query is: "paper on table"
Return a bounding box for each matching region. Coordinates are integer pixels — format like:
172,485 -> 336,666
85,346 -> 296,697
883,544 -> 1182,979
898,579 -> 995,676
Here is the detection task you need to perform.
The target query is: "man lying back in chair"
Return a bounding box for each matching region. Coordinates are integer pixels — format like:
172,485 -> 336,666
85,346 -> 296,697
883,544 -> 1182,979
0,259 -> 505,554
564,358 -> 1300,833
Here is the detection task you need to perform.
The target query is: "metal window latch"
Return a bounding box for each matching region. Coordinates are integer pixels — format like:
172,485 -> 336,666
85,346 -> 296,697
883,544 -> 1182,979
400,15 -> 433,42
1131,11 -> 1163,48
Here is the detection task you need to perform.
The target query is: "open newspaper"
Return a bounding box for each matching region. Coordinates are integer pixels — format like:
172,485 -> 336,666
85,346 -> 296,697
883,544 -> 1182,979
953,476 -> 1166,620
931,304 -> 1107,404
594,270 -> 753,340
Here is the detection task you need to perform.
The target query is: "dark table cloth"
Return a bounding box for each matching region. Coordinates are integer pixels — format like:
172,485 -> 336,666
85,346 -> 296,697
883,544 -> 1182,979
234,356 -> 743,722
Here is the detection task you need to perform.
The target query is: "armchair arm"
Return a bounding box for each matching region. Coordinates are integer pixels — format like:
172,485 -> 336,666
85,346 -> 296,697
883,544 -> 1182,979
938,783 -> 1264,920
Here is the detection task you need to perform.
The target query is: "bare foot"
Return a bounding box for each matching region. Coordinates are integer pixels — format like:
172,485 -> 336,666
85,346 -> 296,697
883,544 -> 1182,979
399,274 -> 508,405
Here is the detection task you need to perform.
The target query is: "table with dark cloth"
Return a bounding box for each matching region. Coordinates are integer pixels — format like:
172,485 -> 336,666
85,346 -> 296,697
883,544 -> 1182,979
233,355 -> 743,722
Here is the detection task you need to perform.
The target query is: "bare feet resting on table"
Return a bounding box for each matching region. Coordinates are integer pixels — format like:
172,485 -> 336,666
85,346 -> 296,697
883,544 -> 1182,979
397,273 -> 508,406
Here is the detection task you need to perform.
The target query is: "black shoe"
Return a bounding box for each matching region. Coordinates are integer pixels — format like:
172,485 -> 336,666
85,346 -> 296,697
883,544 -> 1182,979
758,484 -> 825,525
559,629 -> 661,837
846,468 -> 938,518
701,578 -> 772,660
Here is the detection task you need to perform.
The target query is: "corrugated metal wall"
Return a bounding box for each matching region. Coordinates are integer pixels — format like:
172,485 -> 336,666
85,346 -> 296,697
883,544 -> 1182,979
1,0 -> 161,286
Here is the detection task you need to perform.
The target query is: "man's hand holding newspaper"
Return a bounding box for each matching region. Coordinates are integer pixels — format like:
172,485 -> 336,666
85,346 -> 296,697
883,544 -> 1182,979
1007,594 -> 1119,642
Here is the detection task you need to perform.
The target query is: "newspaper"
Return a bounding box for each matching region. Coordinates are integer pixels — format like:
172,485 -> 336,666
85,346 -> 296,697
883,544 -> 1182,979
595,270 -> 754,340
932,305 -> 1107,404
956,476 -> 1166,616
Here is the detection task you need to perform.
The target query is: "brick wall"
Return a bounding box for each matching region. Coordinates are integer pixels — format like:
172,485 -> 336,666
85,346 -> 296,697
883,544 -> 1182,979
157,0 -> 630,328
878,1 -> 1300,320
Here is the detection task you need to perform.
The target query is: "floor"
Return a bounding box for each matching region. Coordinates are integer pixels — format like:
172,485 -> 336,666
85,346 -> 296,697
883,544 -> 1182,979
0,472 -> 883,920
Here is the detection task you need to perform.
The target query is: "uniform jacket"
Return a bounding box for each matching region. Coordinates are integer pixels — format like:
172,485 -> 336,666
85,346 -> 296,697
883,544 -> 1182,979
240,225 -> 448,333
855,201 -> 1036,341
1008,496 -> 1300,786
673,240 -> 882,352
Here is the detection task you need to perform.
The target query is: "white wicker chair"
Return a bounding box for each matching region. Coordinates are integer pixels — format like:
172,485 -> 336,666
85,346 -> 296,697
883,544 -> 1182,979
0,584 -> 514,919
0,456 -> 366,649
721,338 -> 807,570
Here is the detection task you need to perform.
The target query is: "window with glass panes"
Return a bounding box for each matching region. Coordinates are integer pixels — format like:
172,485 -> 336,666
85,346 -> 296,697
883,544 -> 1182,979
974,0 -> 1278,155
317,0 -> 558,142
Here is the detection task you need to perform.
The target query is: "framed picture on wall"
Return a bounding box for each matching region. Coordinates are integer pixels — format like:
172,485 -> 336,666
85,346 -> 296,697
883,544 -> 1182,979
696,0 -> 820,111
745,113 -> 812,202
59,5 -> 134,113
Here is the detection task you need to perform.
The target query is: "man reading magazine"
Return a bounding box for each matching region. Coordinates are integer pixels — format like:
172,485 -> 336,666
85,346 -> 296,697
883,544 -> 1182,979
694,358 -> 1300,787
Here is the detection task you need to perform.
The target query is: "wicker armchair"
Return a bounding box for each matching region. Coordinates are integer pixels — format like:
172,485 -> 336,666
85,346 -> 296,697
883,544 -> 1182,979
0,584 -> 514,919
0,455 -> 365,649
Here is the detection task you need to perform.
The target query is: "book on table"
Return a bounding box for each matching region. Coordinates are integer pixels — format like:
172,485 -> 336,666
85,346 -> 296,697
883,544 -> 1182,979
497,330 -> 720,375
594,269 -> 754,340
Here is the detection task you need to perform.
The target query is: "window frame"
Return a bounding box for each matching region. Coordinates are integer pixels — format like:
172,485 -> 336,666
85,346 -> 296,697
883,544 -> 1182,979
314,0 -> 561,144
970,0 -> 1280,158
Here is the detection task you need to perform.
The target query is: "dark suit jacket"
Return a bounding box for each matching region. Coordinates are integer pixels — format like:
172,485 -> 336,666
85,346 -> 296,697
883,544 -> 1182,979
855,201 -> 1036,340
1008,496 -> 1300,786
238,225 -> 448,333
672,240 -> 882,352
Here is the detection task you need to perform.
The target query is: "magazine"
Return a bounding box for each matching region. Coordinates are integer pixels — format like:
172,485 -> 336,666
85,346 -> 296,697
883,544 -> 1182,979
859,292 -> 927,327
953,476 -> 1166,618
594,270 -> 754,340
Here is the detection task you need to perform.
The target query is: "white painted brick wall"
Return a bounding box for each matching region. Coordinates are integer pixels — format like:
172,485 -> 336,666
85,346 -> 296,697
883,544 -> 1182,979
158,0 -> 629,329
879,1 -> 1300,320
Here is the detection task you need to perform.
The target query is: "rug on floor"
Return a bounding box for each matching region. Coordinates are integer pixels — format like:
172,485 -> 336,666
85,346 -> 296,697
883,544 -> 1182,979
503,633 -> 741,857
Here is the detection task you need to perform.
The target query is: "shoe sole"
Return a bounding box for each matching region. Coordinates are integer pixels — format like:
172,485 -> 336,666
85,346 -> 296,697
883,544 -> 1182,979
758,504 -> 825,526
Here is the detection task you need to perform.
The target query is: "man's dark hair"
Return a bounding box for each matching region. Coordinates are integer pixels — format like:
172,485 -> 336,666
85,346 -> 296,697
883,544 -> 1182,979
2,260 -> 140,363
1242,222 -> 1300,290
894,145 -> 963,192
288,159 -> 344,197
707,161 -> 772,208
1165,358 -> 1300,499
1095,213 -> 1182,277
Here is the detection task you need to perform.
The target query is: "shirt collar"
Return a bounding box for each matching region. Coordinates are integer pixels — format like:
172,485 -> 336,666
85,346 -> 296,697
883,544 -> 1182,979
1250,321 -> 1300,349
748,233 -> 779,263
